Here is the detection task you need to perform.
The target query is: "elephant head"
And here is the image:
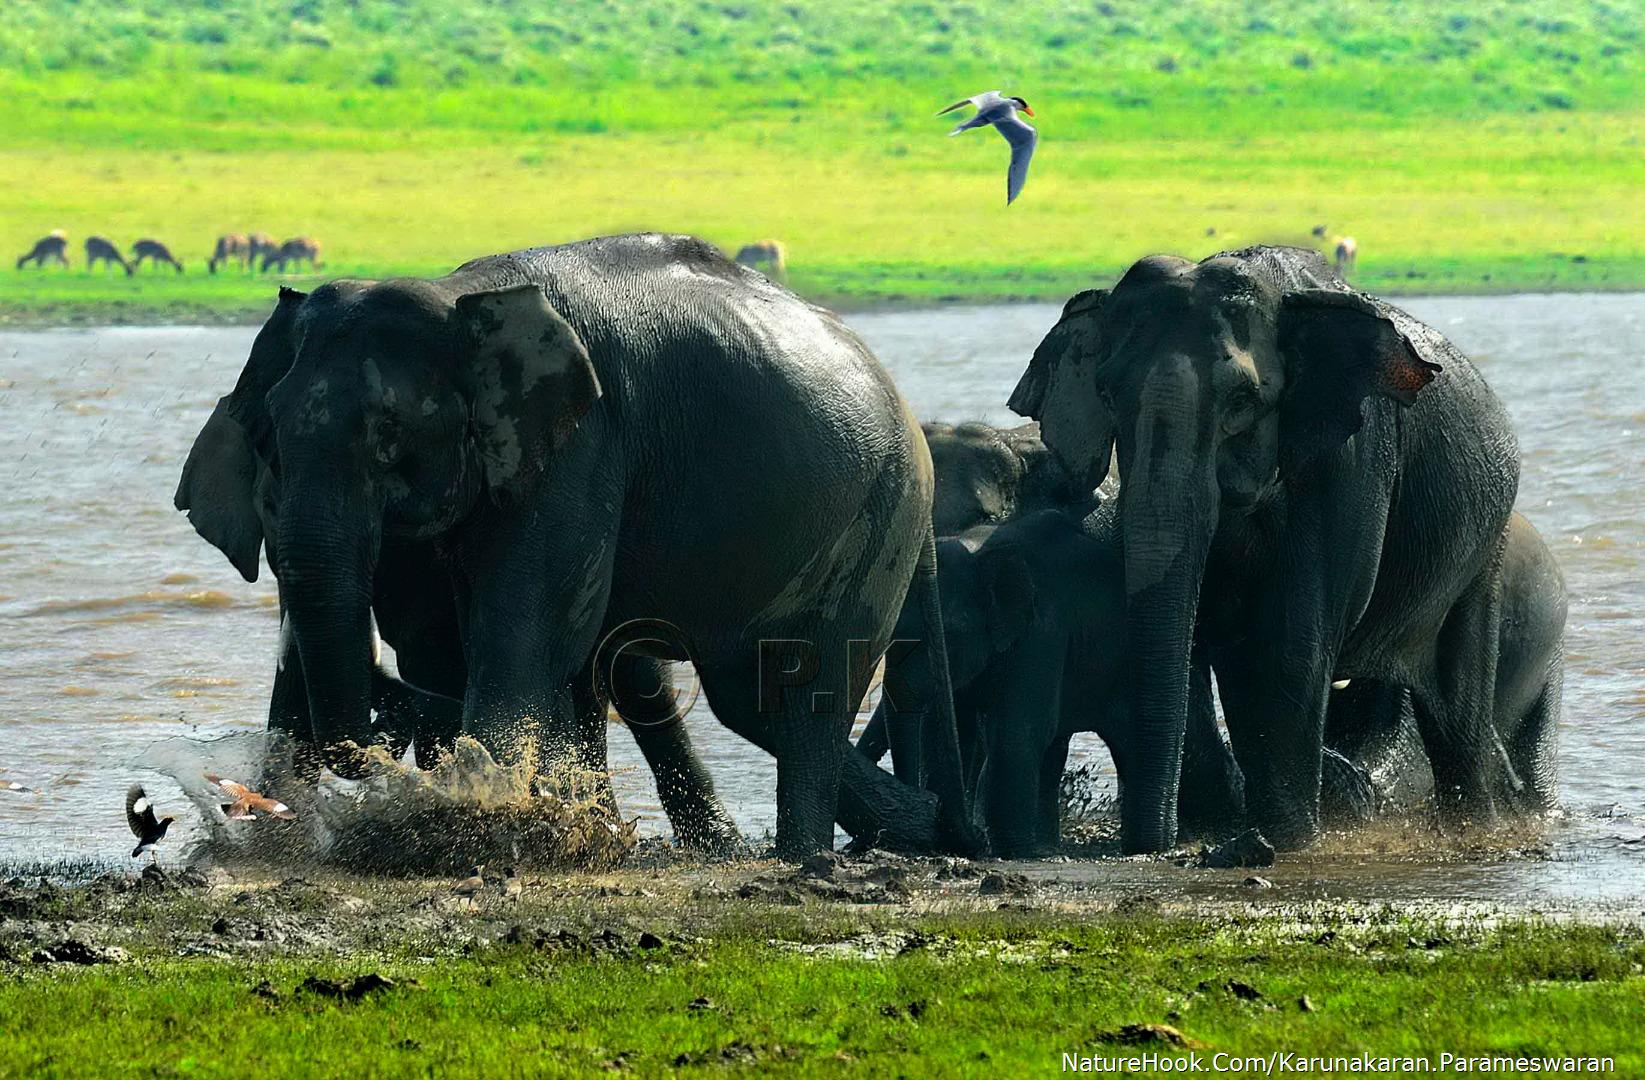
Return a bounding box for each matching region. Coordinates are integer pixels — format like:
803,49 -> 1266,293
176,280 -> 601,775
1009,247 -> 1440,852
924,420 -> 1085,538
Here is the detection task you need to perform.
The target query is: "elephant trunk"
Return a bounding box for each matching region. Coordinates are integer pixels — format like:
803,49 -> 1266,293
277,497 -> 381,778
1117,386 -> 1220,854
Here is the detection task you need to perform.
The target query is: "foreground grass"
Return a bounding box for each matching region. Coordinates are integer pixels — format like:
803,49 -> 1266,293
0,1 -> 1641,323
5,914 -> 1642,1077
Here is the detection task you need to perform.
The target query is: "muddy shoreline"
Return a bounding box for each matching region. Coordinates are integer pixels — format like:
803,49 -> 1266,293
5,832 -> 1642,974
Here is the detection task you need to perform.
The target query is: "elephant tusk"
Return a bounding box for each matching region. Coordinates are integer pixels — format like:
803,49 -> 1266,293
1331,679 -> 1352,690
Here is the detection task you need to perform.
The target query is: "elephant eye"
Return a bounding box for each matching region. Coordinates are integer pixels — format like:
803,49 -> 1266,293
1222,388 -> 1261,435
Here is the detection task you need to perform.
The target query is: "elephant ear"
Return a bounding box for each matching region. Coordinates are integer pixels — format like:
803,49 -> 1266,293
979,549 -> 1037,653
174,398 -> 264,582
172,287 -> 307,582
1007,288 -> 1114,493
1277,288 -> 1442,477
454,284 -> 602,494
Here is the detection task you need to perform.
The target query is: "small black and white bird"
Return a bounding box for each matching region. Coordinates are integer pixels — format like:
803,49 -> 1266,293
937,90 -> 1038,205
125,784 -> 174,861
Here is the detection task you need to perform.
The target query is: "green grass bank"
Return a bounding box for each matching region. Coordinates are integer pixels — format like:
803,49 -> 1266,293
6,912 -> 1642,1076
0,1 -> 1640,324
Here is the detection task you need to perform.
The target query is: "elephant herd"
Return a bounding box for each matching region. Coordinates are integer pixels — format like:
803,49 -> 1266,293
175,233 -> 1563,861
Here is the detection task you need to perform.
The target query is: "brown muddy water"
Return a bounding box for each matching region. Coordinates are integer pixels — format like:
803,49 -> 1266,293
1,296 -> 1642,904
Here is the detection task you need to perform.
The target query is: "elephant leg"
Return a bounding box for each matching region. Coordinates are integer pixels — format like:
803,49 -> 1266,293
1215,646 -> 1333,852
1319,747 -> 1375,826
854,697 -> 923,786
456,475 -> 622,772
607,654 -> 744,855
1176,656 -> 1245,840
567,668 -> 620,819
1037,732 -> 1071,850
979,732 -> 1044,857
769,634 -> 859,859
1510,659 -> 1561,813
1416,570 -> 1507,828
975,639 -> 1065,857
697,629 -> 876,860
266,608 -> 320,786
383,628 -> 467,768
887,704 -> 924,785
370,670 -> 463,770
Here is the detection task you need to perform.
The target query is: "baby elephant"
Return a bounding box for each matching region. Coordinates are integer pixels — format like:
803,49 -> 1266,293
924,419 -> 1087,538
132,239 -> 184,273
85,236 -> 133,276
864,504 -> 1245,856
16,232 -> 69,269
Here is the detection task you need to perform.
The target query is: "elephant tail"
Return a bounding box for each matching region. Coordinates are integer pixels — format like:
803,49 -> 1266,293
912,524 -> 983,855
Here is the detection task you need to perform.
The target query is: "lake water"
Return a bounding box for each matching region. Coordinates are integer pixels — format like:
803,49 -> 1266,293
2,295 -> 1642,902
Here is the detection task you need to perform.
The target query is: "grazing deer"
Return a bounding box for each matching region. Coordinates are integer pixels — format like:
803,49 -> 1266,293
1334,235 -> 1358,273
17,231 -> 69,269
85,236 -> 133,276
132,239 -> 184,273
208,234 -> 250,274
247,232 -> 278,267
732,239 -> 787,282
260,236 -> 322,273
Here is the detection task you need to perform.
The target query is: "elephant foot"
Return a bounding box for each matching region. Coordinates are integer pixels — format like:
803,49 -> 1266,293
936,801 -> 988,858
1433,789 -> 1503,834
988,834 -> 1057,860
1248,806 -> 1319,853
672,814 -> 747,859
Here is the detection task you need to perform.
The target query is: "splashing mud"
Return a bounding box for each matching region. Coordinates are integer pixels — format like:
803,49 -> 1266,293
139,733 -> 635,876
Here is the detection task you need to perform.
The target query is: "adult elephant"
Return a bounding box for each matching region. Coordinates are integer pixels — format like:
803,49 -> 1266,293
177,372 -> 745,853
1010,246 -> 1520,852
175,233 -> 971,858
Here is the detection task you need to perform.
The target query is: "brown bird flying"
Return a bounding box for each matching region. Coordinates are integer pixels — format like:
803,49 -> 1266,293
204,773 -> 297,821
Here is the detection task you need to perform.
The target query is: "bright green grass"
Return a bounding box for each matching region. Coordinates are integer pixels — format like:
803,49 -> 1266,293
4,916 -> 1642,1077
0,1 -> 1642,323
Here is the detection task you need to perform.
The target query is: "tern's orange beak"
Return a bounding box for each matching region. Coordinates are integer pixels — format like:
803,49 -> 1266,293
1021,106 -> 1035,117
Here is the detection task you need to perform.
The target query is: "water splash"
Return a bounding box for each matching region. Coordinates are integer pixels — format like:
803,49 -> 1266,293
137,732 -> 636,875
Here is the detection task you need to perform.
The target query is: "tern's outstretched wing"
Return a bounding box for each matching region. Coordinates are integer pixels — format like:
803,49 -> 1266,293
936,90 -> 1002,116
996,115 -> 1038,204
